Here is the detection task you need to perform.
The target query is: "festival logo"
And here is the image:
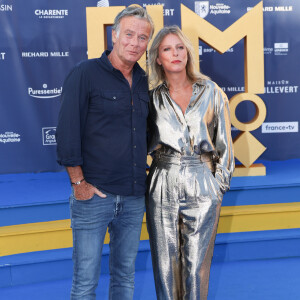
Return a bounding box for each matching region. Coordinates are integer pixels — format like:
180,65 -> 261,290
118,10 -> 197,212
0,52 -> 5,60
35,9 -> 69,19
28,84 -> 62,99
97,0 -> 109,7
262,122 -> 298,133
0,132 -> 21,144
42,127 -> 57,145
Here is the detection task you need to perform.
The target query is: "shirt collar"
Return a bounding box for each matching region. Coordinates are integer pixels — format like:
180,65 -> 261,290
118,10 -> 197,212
100,50 -> 144,75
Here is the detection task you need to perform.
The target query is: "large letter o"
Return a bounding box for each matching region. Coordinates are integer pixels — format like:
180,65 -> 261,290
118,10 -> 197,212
229,93 -> 266,132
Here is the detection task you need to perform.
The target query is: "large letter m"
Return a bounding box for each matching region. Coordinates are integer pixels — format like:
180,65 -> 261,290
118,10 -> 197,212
181,2 -> 264,94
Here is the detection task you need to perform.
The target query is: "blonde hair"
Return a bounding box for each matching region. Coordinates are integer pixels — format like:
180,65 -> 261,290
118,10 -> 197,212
148,25 -> 209,88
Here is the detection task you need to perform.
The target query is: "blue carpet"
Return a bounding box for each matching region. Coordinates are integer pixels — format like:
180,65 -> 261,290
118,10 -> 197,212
1,159 -> 300,298
0,270 -> 156,300
1,257 -> 300,299
209,257 -> 300,300
1,159 -> 300,226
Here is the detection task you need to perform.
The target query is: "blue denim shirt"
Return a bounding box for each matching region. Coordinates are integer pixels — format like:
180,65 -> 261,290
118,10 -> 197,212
56,51 -> 149,196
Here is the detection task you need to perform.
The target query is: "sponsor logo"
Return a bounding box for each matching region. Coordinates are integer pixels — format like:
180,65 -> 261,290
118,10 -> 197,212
35,9 -> 68,19
0,4 -> 12,12
264,43 -> 289,56
199,46 -> 233,55
42,127 -> 57,145
274,42 -> 288,56
28,84 -> 62,99
163,8 -> 175,16
0,52 -> 5,60
195,1 -> 230,18
0,0 -> 12,12
22,51 -> 69,58
265,80 -> 298,94
274,6 -> 293,12
195,1 -> 209,18
221,86 -> 245,93
264,47 -> 273,55
142,2 -> 165,7
199,46 -> 203,55
247,6 -> 293,13
142,3 -> 174,17
97,0 -> 109,7
0,132 -> 21,143
262,122 -> 298,133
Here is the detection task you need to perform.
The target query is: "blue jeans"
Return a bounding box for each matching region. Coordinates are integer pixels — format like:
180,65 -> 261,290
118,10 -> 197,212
69,190 -> 145,300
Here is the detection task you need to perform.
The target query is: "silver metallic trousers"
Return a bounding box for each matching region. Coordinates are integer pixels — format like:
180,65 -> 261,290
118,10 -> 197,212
146,151 -> 223,300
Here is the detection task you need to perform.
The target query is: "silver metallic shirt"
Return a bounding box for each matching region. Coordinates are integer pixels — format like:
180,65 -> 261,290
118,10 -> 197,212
148,79 -> 235,193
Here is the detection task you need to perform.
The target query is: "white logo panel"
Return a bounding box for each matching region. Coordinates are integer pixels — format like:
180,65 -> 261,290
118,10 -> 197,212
195,1 -> 209,18
262,122 -> 298,133
42,127 -> 57,145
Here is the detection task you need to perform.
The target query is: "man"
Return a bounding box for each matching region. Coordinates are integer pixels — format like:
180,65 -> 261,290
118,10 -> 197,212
56,6 -> 154,300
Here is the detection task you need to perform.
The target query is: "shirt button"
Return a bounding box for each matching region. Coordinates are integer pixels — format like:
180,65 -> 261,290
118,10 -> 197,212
133,128 -> 136,131
134,145 -> 136,148
134,181 -> 137,184
134,163 -> 136,166
133,109 -> 135,112
113,96 -> 116,100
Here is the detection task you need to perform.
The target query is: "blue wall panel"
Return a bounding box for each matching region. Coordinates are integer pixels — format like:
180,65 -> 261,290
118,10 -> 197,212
0,0 -> 299,173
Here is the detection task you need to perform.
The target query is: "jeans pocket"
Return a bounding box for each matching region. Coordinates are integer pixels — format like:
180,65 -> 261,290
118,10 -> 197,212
71,187 -> 95,202
73,194 -> 95,202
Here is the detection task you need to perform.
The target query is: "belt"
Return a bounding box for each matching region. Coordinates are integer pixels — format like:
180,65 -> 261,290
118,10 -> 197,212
154,152 -> 212,166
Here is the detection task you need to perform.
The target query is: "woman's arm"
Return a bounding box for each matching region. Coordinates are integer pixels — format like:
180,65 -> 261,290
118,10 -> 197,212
214,88 -> 235,193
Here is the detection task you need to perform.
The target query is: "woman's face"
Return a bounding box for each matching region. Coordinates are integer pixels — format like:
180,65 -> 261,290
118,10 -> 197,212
157,33 -> 188,75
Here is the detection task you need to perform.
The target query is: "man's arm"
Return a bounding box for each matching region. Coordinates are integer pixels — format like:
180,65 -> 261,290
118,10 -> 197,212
56,65 -> 106,200
67,166 -> 106,200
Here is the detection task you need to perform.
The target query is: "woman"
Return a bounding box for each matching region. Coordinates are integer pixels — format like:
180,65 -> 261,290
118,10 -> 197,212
146,25 -> 235,300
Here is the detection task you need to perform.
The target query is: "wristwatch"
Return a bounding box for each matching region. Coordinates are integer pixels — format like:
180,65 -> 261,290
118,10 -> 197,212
71,178 -> 85,185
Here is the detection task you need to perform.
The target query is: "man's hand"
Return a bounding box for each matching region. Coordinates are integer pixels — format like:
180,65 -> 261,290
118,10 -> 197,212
74,180 -> 106,200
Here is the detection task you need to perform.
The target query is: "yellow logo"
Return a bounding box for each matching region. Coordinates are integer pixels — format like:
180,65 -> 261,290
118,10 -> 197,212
86,2 -> 266,176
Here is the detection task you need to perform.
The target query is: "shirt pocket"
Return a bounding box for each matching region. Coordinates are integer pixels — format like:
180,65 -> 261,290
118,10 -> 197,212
138,92 -> 149,117
101,91 -> 130,115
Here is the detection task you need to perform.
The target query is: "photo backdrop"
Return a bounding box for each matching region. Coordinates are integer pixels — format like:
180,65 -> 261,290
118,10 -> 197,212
0,0 -> 299,173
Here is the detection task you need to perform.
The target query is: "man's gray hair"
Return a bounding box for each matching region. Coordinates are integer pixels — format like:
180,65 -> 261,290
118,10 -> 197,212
112,5 -> 154,39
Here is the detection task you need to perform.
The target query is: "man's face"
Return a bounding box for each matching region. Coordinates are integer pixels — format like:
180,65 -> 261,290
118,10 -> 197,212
112,16 -> 151,65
